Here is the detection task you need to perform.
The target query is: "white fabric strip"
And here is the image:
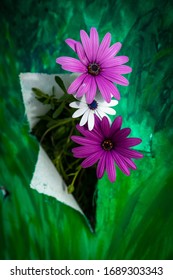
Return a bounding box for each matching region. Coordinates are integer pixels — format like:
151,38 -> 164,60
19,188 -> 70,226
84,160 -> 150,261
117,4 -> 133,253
20,73 -> 83,214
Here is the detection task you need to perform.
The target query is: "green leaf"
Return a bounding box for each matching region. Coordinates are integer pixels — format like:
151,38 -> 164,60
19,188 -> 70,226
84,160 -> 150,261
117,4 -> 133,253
52,102 -> 65,119
32,87 -> 60,109
55,76 -> 68,94
32,87 -> 50,98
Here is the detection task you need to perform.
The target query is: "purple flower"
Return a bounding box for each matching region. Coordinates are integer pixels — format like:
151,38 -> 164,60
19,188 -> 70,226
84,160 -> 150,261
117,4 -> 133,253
71,116 -> 143,182
56,27 -> 132,104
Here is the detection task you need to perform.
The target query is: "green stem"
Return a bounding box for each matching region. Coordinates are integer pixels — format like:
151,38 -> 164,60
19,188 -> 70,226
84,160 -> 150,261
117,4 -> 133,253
68,165 -> 82,193
40,118 -> 73,143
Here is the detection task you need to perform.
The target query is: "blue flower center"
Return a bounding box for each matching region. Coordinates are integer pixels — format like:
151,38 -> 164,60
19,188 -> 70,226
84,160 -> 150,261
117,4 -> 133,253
88,100 -> 98,110
88,63 -> 100,76
102,139 -> 114,151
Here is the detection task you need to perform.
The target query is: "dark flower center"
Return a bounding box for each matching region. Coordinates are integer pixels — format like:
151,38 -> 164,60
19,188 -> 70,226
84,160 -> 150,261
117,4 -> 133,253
101,139 -> 114,151
88,100 -> 98,110
88,63 -> 100,76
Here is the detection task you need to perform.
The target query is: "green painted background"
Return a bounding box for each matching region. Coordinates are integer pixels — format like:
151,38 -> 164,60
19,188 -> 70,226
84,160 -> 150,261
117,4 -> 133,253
0,0 -> 173,259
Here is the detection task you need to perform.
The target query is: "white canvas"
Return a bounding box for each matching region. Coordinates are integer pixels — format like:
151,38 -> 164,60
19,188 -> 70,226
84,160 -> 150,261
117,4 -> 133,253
20,73 -> 83,214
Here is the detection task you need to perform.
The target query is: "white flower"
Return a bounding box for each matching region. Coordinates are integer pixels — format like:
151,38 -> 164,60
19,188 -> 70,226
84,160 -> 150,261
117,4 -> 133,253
69,94 -> 118,130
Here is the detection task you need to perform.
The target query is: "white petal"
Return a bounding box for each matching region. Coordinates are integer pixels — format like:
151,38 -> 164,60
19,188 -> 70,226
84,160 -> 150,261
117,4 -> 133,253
95,93 -> 105,104
79,97 -> 88,107
101,99 -> 118,107
108,99 -> 118,106
72,107 -> 88,118
69,101 -> 81,108
95,94 -> 118,109
95,109 -> 107,119
88,111 -> 95,130
80,95 -> 87,102
73,94 -> 86,102
80,110 -> 90,126
98,106 -> 116,115
96,109 -> 112,124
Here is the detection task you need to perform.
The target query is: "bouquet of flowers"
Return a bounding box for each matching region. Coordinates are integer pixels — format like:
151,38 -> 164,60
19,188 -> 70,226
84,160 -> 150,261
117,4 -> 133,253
20,28 -> 143,230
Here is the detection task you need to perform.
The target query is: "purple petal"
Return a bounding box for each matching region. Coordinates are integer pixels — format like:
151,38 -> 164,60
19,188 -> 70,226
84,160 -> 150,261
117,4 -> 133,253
85,76 -> 97,103
96,33 -> 111,62
67,74 -> 86,94
56,57 -> 86,72
111,65 -> 132,74
112,128 -> 131,142
65,38 -> 78,52
95,75 -> 112,102
101,116 -> 111,138
81,150 -> 103,168
113,56 -> 129,65
76,124 -> 100,141
106,152 -> 116,182
99,76 -> 121,100
76,88 -> 86,98
90,27 -> 99,61
91,115 -> 105,140
118,138 -> 142,147
96,153 -> 106,179
116,147 -> 143,159
100,42 -> 122,61
76,75 -> 91,98
72,145 -> 101,158
76,42 -> 89,65
106,82 -> 121,100
114,75 -> 130,86
101,71 -> 129,85
110,116 -> 122,136
80,30 -> 92,61
71,135 -> 99,146
112,151 -> 130,175
122,156 -> 137,170
100,59 -> 119,68
101,56 -> 130,68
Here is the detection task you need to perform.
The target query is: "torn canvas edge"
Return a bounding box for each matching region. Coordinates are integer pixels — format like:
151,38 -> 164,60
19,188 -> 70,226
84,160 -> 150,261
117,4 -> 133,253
20,73 -> 84,215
